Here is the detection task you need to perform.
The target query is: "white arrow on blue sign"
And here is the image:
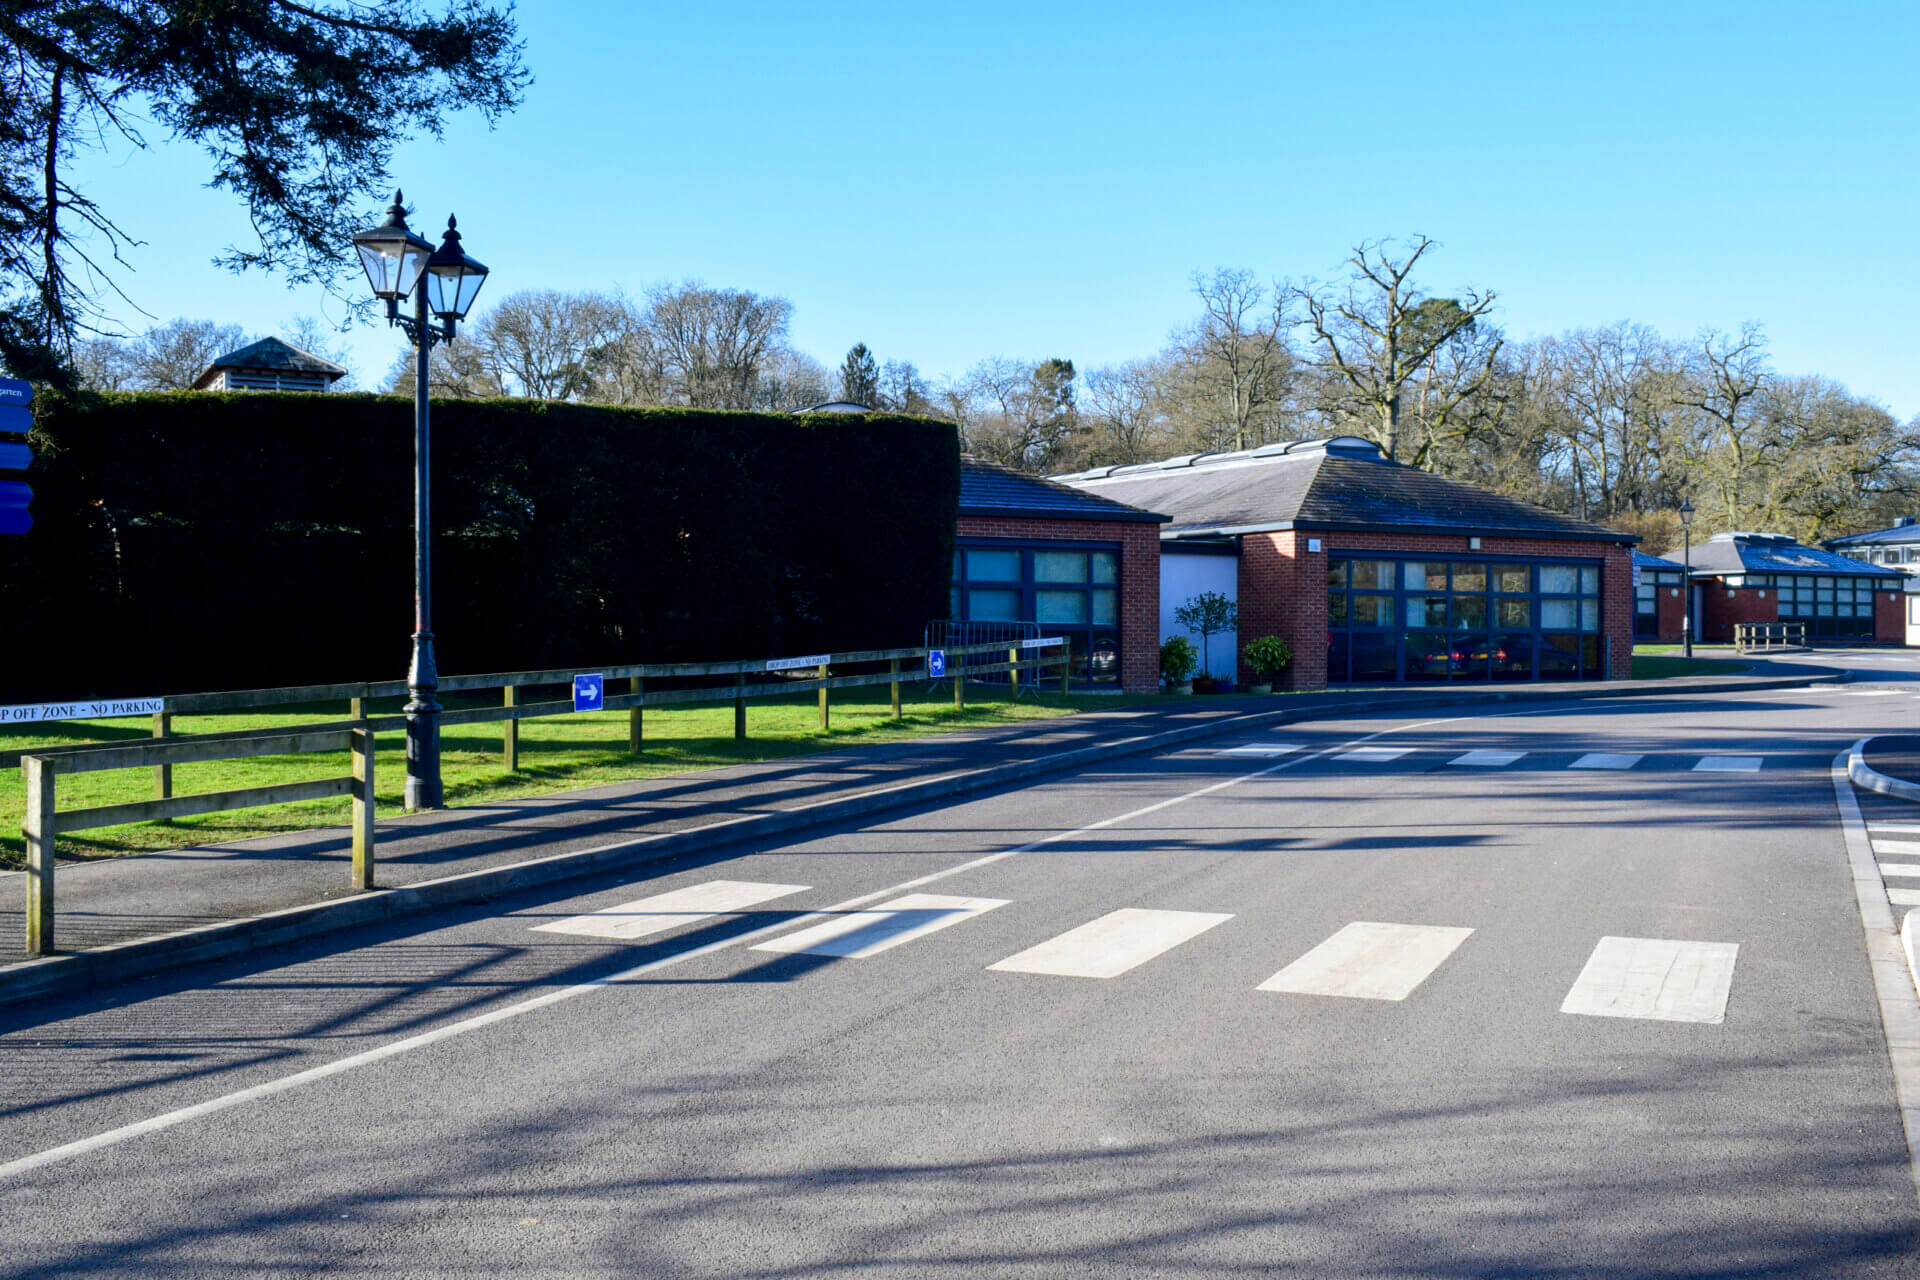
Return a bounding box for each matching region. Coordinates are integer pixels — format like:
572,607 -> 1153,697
0,378 -> 31,406
928,649 -> 947,678
572,673 -> 605,712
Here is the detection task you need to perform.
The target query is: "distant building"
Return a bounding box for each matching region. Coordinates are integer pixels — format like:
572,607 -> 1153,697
1633,550 -> 1690,642
1053,438 -> 1638,689
1824,517 -> 1920,572
1666,531 -> 1905,643
191,338 -> 346,393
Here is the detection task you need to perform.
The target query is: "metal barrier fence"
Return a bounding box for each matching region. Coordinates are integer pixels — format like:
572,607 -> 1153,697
21,727 -> 375,956
10,639 -> 1069,955
1734,622 -> 1808,653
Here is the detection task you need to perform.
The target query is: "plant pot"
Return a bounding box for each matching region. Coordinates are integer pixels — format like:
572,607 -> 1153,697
1166,681 -> 1193,695
1248,682 -> 1272,695
1192,677 -> 1218,694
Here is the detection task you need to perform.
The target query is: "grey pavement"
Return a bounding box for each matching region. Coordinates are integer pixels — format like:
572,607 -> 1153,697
1,682 -> 1916,1276
0,662 -> 1842,974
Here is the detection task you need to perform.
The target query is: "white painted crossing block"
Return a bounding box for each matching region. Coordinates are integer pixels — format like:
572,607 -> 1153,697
1869,825 -> 1920,836
1846,689 -> 1907,695
988,908 -> 1232,979
1570,752 -> 1642,770
1693,756 -> 1763,772
1891,888 -> 1920,908
1215,743 -> 1303,757
750,893 -> 1008,959
1337,746 -> 1414,763
1560,936 -> 1738,1023
1257,922 -> 1474,1001
1876,864 -> 1920,878
533,880 -> 810,941
1449,749 -> 1524,767
1873,839 -> 1920,858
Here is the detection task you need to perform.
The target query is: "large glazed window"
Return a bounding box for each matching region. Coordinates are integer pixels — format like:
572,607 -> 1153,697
951,540 -> 1124,684
1327,554 -> 1606,683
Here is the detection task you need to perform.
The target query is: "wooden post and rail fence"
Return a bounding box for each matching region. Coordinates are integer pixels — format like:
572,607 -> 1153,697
8,637 -> 1070,958
1732,621 -> 1808,653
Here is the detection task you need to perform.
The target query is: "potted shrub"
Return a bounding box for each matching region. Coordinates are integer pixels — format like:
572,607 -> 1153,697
1174,591 -> 1238,694
1160,636 -> 1197,694
1242,634 -> 1292,694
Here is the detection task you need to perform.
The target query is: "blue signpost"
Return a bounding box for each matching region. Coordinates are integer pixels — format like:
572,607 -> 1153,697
0,379 -> 30,536
572,673 -> 605,712
928,649 -> 947,678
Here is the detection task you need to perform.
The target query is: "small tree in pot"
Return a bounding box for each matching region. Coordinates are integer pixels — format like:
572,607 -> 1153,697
1241,635 -> 1292,693
1160,636 -> 1198,694
1174,591 -> 1238,692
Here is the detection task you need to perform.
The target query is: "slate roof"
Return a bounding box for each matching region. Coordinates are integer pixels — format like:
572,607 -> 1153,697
1052,438 -> 1633,544
191,337 -> 347,389
959,458 -> 1168,524
1664,532 -> 1891,578
1633,549 -> 1688,573
1825,520 -> 1920,548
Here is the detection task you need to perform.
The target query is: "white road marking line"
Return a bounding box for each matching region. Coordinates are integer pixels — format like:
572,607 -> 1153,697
0,708 -> 1501,1181
1877,864 -> 1920,878
1870,824 -> 1920,835
1337,746 -> 1414,763
1570,752 -> 1642,770
1891,888 -> 1920,908
1874,839 -> 1920,858
749,893 -> 1007,958
1449,749 -> 1524,767
1257,922 -> 1474,1001
1559,936 -> 1739,1023
531,880 -> 809,941
1693,756 -> 1763,773
1848,689 -> 1908,696
1215,743 -> 1303,757
988,908 -> 1232,979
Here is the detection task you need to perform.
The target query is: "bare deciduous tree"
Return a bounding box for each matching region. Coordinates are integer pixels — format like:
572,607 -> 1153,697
645,282 -> 793,410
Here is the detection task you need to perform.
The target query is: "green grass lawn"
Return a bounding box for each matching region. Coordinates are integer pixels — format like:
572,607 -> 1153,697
1630,653 -> 1748,679
0,684 -> 1162,869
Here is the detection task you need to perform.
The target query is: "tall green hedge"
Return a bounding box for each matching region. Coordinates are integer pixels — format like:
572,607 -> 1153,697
0,392 -> 959,699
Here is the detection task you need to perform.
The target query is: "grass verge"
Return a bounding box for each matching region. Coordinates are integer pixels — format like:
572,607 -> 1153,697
0,685 -> 1161,870
1631,654 -> 1748,679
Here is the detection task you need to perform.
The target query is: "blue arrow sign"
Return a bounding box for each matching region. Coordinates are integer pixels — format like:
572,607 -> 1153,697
0,406 -> 30,436
0,442 -> 28,472
0,509 -> 28,535
0,378 -> 31,406
572,673 -> 604,712
928,649 -> 947,678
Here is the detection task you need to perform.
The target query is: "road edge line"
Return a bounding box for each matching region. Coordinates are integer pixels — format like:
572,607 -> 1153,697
1832,743 -> 1920,1212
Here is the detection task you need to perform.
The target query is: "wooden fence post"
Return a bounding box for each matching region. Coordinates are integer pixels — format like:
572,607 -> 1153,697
502,686 -> 519,771
1009,646 -> 1019,700
24,756 -> 54,956
954,651 -> 965,710
350,728 -> 375,892
734,674 -> 747,740
1060,653 -> 1070,696
889,658 -> 902,719
151,711 -> 172,801
629,677 -> 643,753
818,662 -> 830,730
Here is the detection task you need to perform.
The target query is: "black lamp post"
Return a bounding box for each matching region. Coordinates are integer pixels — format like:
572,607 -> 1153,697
1678,498 -> 1696,659
352,192 -> 489,810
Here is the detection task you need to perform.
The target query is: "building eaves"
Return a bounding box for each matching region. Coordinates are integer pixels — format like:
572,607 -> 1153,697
958,458 -> 1168,524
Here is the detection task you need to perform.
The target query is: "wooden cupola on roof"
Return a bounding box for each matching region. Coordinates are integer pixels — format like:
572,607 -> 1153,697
191,337 -> 347,393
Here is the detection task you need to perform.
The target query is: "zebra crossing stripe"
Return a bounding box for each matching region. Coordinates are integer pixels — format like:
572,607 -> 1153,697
1216,743 -> 1303,757
1560,936 -> 1738,1023
1877,864 -> 1920,878
749,893 -> 1008,959
989,908 -> 1233,979
1873,839 -> 1920,858
1257,922 -> 1474,1001
1693,756 -> 1763,772
1337,746 -> 1414,763
1890,888 -> 1920,908
533,880 -> 810,941
1450,749 -> 1524,767
1570,752 -> 1642,770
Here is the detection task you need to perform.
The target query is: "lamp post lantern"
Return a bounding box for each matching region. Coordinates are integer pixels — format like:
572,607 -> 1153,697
1678,498 -> 1696,659
352,191 -> 489,810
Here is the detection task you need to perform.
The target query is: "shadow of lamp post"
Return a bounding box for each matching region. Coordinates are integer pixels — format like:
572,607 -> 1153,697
351,191 -> 490,810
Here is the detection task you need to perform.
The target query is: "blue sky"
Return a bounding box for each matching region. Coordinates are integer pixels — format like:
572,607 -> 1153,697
68,1 -> 1920,416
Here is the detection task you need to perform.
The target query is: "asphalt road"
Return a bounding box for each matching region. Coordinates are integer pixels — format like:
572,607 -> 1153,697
5,669 -> 1920,1277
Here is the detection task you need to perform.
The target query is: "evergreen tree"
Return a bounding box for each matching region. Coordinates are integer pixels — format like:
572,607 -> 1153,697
840,342 -> 880,406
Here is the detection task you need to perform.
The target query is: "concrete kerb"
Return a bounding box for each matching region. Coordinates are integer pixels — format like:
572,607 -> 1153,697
1850,738 -> 1920,804
0,667 -> 1850,1011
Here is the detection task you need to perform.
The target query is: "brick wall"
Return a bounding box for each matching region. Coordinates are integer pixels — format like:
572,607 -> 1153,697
1876,588 -> 1906,643
1698,584 -> 1777,642
1238,529 -> 1636,689
1654,581 -> 1688,643
955,516 -> 1162,693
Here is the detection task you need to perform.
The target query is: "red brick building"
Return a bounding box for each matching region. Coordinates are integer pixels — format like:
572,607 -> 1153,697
1053,438 -> 1638,690
1634,551 -> 1690,643
954,461 -> 1167,693
1667,532 -> 1906,644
